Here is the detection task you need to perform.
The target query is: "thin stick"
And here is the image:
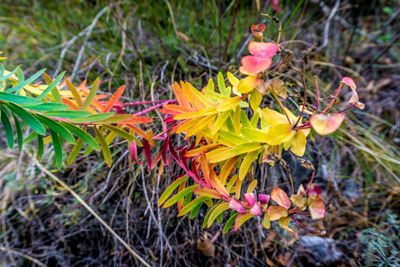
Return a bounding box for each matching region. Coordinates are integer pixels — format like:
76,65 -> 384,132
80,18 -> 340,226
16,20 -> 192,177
35,162 -> 151,267
0,246 -> 47,267
271,91 -> 292,124
314,76 -> 319,111
293,71 -> 307,128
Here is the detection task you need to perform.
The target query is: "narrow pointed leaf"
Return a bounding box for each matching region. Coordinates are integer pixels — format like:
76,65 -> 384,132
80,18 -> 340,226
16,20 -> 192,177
7,102 -> 45,135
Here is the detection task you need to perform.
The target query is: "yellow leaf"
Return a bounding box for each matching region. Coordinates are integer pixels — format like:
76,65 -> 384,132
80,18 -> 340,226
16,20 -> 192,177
246,179 -> 258,194
227,72 -> 239,88
289,130 -> 307,156
217,96 -> 242,112
210,110 -> 231,135
262,213 -> 271,229
174,107 -> 218,120
237,76 -> 259,94
249,90 -> 262,110
234,213 -> 254,231
219,156 -> 237,185
187,115 -> 215,137
278,216 -> 297,236
239,150 -> 259,180
266,124 -> 296,145
260,107 -> 288,126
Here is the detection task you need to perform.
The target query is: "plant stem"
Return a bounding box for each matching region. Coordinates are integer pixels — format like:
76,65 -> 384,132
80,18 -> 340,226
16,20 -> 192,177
271,91 -> 292,124
321,82 -> 343,114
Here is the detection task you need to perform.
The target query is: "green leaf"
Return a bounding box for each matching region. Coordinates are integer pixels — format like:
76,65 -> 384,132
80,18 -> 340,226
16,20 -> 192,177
240,110 -> 251,128
223,212 -> 238,234
23,102 -> 69,111
0,65 -> 20,82
102,124 -> 134,142
240,127 -> 269,143
36,114 -> 75,144
217,72 -> 230,96
45,110 -> 92,119
163,185 -> 199,208
67,138 -> 84,165
37,134 -> 43,161
59,122 -> 99,150
23,132 -> 37,145
94,127 -> 112,167
207,202 -> 230,228
42,73 -> 62,103
189,201 -> 203,219
5,69 -> 46,94
177,196 -> 209,217
12,112 -> 23,151
37,72 -> 65,100
158,175 -> 189,206
203,204 -> 219,228
0,92 -> 42,105
50,130 -> 63,169
69,113 -> 114,123
80,77 -> 99,110
1,106 -> 14,148
7,102 -> 45,135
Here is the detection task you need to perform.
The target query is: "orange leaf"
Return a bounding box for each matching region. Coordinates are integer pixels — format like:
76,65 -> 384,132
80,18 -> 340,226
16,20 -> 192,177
193,187 -> 222,199
309,195 -> 325,220
271,187 -> 291,209
103,85 -> 125,113
268,206 -> 288,221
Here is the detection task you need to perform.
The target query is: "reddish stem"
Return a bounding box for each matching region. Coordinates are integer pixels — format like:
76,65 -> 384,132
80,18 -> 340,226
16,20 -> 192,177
115,99 -> 176,106
338,104 -> 356,113
321,82 -> 343,114
307,171 -> 315,187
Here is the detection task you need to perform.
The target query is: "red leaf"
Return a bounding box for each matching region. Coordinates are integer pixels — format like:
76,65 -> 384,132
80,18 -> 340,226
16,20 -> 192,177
142,138 -> 152,170
130,140 -> 142,165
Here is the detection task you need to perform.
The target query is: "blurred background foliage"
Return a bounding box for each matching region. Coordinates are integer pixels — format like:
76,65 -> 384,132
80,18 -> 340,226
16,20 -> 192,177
0,0 -> 399,266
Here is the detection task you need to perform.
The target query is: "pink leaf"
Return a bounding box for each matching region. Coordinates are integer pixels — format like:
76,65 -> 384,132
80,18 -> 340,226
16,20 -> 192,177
229,199 -> 246,214
306,183 -> 322,196
240,56 -> 273,75
250,202 -> 263,216
243,193 -> 256,206
248,42 -> 279,58
270,0 -> 282,12
258,193 -> 270,205
342,77 -> 356,90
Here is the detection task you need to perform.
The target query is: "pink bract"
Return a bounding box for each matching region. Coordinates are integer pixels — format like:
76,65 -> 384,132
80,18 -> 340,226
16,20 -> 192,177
270,0 -> 282,12
240,42 -> 278,75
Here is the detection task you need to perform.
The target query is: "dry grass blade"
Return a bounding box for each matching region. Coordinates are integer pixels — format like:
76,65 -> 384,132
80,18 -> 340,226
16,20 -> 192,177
35,162 -> 151,267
